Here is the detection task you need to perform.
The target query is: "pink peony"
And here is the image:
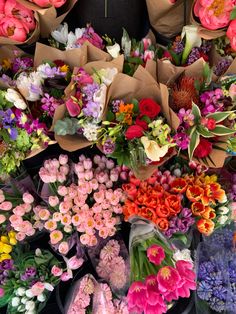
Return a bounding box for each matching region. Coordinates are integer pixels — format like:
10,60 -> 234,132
0,16 -> 28,42
227,19 -> 236,51
147,244 -> 165,265
194,0 -> 234,30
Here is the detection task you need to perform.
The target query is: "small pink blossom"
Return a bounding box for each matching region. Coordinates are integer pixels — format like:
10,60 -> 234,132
61,269 -> 73,281
57,186 -> 68,196
51,265 -> 63,277
67,256 -> 84,270
9,214 -> 23,225
147,244 -> 165,265
0,201 -> 12,211
48,196 -> 59,207
83,159 -> 93,170
31,282 -> 45,296
38,209 -> 50,220
15,232 -> 26,241
50,230 -> 63,245
93,190 -> 105,203
0,194 -> 5,203
13,205 -> 26,216
45,220 -> 57,231
58,241 -> 69,255
53,212 -> 62,221
59,154 -> 68,165
23,193 -> 34,204
0,214 -> 6,224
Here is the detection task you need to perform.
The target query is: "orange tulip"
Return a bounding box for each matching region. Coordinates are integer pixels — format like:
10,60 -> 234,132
170,178 -> 187,194
165,195 -> 181,215
122,200 -> 139,221
140,207 -> 157,222
202,183 -> 226,206
156,218 -> 169,231
202,206 -> 216,220
197,218 -> 215,236
156,204 -> 171,218
191,202 -> 205,216
186,185 -> 204,202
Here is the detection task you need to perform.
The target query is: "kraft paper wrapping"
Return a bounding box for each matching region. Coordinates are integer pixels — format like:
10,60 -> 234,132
190,0 -> 226,39
52,55 -> 124,152
146,0 -> 194,38
0,11 -> 40,45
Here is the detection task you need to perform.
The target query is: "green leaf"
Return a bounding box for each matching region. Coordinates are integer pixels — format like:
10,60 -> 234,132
126,56 -> 144,65
188,127 -> 200,160
169,50 -> 182,66
132,99 -> 139,113
197,125 -> 214,138
206,111 -> 234,123
194,79 -> 201,91
230,6 -> 236,20
203,62 -> 213,86
106,110 -> 115,121
192,103 -> 202,122
211,125 -> 235,136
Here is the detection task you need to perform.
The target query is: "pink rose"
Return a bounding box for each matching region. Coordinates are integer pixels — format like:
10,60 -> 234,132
59,154 -> 68,165
16,232 -> 26,241
13,206 -> 26,216
67,256 -> 84,270
227,20 -> 236,51
31,282 -> 45,296
0,201 -> 12,211
194,0 -> 234,30
0,16 -> 28,42
60,270 -> 73,281
23,192 -> 34,204
51,265 -> 63,277
9,214 -> 23,226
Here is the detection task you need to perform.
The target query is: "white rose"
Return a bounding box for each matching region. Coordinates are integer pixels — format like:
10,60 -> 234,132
106,43 -> 121,58
218,206 -> 229,215
16,287 -> 26,297
5,88 -> 27,110
12,297 -> 20,307
218,215 -> 228,225
37,293 -> 46,302
25,300 -> 35,311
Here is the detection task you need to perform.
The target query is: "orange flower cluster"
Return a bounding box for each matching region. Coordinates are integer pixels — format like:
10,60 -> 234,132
171,174 -> 227,236
116,102 -> 134,125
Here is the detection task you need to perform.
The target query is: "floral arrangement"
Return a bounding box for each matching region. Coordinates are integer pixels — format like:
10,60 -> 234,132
36,154 -> 126,253
0,248 -> 61,313
16,60 -> 71,129
128,223 -> 196,314
99,98 -> 175,170
50,22 -> 104,50
66,274 -> 128,314
193,0 -> 236,51
170,65 -> 236,165
54,66 -> 118,141
197,226 -> 236,313
0,230 -> 17,262
29,0 -> 66,8
0,89 -> 51,174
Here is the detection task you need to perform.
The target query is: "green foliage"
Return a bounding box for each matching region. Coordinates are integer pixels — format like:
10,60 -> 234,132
54,118 -> 79,136
230,6 -> 236,20
188,127 -> 200,160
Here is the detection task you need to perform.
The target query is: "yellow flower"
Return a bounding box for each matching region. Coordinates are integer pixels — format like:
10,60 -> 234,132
0,253 -> 11,262
8,231 -> 16,238
2,243 -> 12,254
60,65 -> 69,72
0,236 -> 9,244
9,237 -> 17,245
2,58 -> 11,70
141,136 -> 169,162
0,242 -> 4,253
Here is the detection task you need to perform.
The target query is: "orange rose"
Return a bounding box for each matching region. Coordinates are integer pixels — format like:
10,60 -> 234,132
165,195 -> 181,215
191,202 -> 205,216
170,178 -> 187,194
156,204 -> 170,218
186,185 -> 204,202
202,207 -> 216,220
197,218 -> 215,236
156,218 -> 169,231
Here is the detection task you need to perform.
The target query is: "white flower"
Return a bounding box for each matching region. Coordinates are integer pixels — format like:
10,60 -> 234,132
44,282 -> 54,292
25,289 -> 34,298
65,31 -> 77,50
100,67 -> 118,86
121,29 -> 131,58
51,23 -> 69,45
21,297 -> 28,304
93,83 -> 107,121
173,249 -> 193,264
64,225 -> 72,233
25,311 -> 36,314
218,215 -> 228,225
35,248 -> 42,256
36,63 -> 56,79
181,25 -> 202,64
12,297 -> 20,307
219,194 -> 228,204
16,287 -> 26,297
17,305 -> 26,312
83,122 -> 100,141
37,293 -> 46,302
218,206 -> 229,215
5,88 -> 27,110
106,43 -> 121,58
25,300 -> 35,311
16,72 -> 43,101
141,136 -> 169,162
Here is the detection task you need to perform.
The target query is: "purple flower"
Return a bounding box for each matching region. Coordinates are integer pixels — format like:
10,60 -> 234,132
41,93 -> 62,117
178,108 -> 194,127
21,267 -> 37,281
200,89 -> 225,115
82,101 -> 100,118
30,83 -> 42,96
0,259 -> 14,270
214,58 -> 232,77
0,74 -> 16,87
173,40 -> 185,54
82,83 -> 99,101
12,57 -> 33,74
187,47 -> 201,65
0,109 -> 16,125
111,100 -> 122,113
103,138 -> 115,154
6,126 -> 18,140
173,131 -> 190,150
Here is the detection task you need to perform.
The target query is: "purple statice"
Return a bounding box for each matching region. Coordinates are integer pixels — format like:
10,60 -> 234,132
21,267 -> 37,281
173,130 -> 190,150
41,93 -> 63,117
186,47 -> 201,65
214,58 -> 232,77
111,100 -> 122,113
200,89 -> 224,115
82,101 -> 100,119
12,57 -> 33,74
103,138 -> 115,154
82,83 -> 100,102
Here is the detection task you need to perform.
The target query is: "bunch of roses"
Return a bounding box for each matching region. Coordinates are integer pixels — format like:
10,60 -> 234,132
128,243 -> 196,314
194,0 -> 236,50
0,0 -> 36,42
170,173 -> 230,235
51,23 -> 104,50
96,240 -> 128,293
37,154 -> 126,250
0,190 -> 37,241
100,98 -> 175,167
122,170 -> 195,236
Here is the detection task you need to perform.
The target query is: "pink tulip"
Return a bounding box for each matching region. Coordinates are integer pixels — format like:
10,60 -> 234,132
23,192 -> 34,204
143,50 -> 155,63
0,17 -> 28,42
157,266 -> 181,292
61,270 -> 73,281
31,282 -> 45,296
67,256 -> 84,270
0,0 -> 5,13
227,20 -> 236,51
0,201 -> 12,211
65,98 -> 81,117
50,0 -> 66,8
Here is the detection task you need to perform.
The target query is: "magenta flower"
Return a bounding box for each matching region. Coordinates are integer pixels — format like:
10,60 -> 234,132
175,260 -> 196,298
145,275 -> 167,314
66,98 -> 81,117
127,281 -> 147,313
144,302 -> 167,314
173,131 -> 190,150
157,266 -> 181,292
178,108 -> 194,127
147,244 -> 165,265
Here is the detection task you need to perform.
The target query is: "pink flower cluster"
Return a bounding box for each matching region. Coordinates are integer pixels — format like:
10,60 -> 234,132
96,240 -> 128,291
29,0 -> 66,8
128,244 -> 196,314
0,191 -> 36,241
51,255 -> 84,282
0,0 -> 36,42
39,154 -> 69,184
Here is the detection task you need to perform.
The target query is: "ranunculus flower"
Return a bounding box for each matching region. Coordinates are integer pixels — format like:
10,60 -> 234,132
194,138 -> 213,158
66,98 -> 81,117
51,265 -> 63,277
141,136 -> 169,162
0,16 -> 28,42
139,98 -> 161,118
194,0 -> 234,30
227,19 -> 236,51
147,244 -> 165,265
125,125 -> 144,140
197,218 -> 215,235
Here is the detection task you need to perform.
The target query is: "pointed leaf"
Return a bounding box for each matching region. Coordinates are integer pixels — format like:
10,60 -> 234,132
206,111 -> 234,123
192,103 -> 202,122
197,125 -> 214,138
211,125 -> 235,136
230,7 -> 236,20
188,127 -> 200,160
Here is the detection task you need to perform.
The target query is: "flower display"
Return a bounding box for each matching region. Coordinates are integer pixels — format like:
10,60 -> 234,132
29,0 -> 66,8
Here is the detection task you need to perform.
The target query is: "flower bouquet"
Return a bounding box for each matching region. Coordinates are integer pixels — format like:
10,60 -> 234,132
65,273 -> 129,314
127,220 -> 196,314
196,225 -> 236,313
0,88 -> 52,174
0,247 -> 62,313
0,0 -> 40,44
53,56 -> 123,151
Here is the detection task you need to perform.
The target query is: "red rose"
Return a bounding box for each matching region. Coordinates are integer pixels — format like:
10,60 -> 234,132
136,115 -> 148,130
194,138 -> 213,158
125,125 -> 144,140
139,98 -> 161,118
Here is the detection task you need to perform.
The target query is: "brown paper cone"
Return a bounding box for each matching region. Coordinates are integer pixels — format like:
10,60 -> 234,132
146,0 -> 194,38
145,59 -> 157,81
0,11 -> 40,45
25,141 -> 57,159
83,42 -> 112,62
34,42 -> 88,68
190,1 -> 226,40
